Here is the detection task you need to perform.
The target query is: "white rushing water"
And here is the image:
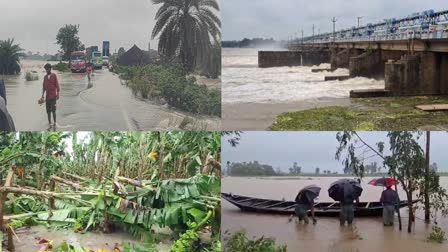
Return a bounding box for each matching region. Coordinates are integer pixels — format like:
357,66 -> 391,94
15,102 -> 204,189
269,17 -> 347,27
222,48 -> 385,104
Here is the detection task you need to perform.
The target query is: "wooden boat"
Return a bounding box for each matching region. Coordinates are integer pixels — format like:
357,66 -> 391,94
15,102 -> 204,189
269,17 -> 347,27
222,193 -> 419,217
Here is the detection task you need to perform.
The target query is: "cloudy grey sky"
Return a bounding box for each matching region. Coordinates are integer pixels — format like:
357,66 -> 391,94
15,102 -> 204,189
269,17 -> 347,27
222,132 -> 448,173
0,0 -> 161,54
223,0 -> 448,41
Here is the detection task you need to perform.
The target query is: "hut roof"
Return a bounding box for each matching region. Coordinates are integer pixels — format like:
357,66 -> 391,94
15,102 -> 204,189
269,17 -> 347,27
117,45 -> 152,66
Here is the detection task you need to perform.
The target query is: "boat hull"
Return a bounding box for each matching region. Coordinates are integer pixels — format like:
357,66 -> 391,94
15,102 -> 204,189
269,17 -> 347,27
222,193 -> 419,217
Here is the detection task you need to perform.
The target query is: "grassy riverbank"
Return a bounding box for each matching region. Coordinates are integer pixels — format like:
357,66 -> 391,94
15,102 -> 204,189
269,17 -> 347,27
271,96 -> 448,130
113,64 -> 221,117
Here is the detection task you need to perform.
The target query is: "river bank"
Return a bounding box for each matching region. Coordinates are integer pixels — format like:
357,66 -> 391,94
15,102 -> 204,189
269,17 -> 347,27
272,96 -> 448,131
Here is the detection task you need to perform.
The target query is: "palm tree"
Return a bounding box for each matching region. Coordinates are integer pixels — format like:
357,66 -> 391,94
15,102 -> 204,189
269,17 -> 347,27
151,0 -> 221,72
0,38 -> 24,75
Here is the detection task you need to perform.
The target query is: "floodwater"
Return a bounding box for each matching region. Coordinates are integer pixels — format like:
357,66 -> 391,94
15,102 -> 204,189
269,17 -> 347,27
222,176 -> 448,252
14,226 -> 171,252
2,60 -> 220,131
222,48 -> 384,130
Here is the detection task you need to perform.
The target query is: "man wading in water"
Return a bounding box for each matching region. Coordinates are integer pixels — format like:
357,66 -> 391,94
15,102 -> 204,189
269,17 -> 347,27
380,185 -> 400,226
41,63 -> 60,129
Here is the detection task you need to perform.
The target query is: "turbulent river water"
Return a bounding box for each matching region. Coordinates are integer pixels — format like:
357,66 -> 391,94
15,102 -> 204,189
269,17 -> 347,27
222,48 -> 385,130
222,176 -> 448,252
2,60 -> 219,131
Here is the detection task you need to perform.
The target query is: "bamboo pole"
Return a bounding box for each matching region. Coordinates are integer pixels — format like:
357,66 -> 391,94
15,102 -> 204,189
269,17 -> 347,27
0,166 -> 15,230
7,226 -> 14,252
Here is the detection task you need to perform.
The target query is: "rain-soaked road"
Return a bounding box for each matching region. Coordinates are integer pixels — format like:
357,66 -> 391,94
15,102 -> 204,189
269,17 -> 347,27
3,61 -> 219,131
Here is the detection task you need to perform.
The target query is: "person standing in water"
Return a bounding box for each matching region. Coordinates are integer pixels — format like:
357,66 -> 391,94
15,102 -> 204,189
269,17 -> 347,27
340,183 -> 360,226
380,185 -> 400,226
86,62 -> 93,83
294,196 -> 317,224
41,63 -> 60,128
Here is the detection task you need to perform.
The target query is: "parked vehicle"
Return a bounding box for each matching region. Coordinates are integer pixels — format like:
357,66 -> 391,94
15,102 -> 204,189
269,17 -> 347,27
102,56 -> 109,66
92,51 -> 103,69
70,51 -> 87,73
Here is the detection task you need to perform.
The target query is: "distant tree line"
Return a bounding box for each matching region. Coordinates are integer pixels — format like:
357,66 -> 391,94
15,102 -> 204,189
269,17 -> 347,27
222,38 -> 284,48
226,161 -> 341,176
25,51 -> 61,61
227,161 -> 277,176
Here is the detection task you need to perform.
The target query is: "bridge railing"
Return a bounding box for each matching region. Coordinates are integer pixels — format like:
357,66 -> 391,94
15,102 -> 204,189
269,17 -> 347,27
298,30 -> 448,44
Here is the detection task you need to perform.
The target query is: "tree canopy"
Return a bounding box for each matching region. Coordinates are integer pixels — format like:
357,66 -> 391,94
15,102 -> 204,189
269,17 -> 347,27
151,0 -> 221,73
56,24 -> 85,60
0,38 -> 24,75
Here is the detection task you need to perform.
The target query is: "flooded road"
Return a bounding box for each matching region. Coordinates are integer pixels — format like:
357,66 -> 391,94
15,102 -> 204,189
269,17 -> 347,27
222,176 -> 448,252
2,60 -> 220,131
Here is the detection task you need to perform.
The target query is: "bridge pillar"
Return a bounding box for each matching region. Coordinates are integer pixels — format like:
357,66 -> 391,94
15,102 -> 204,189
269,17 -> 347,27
349,50 -> 383,79
385,52 -> 448,95
258,51 -> 302,68
441,54 -> 448,94
331,48 -> 362,70
385,55 -> 420,95
302,49 -> 331,66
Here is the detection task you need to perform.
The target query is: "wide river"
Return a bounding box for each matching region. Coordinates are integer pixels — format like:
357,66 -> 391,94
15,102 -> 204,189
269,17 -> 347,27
222,176 -> 448,252
222,48 -> 384,130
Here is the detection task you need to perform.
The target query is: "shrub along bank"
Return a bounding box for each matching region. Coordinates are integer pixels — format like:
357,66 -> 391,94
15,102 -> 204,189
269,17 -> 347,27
114,64 -> 221,117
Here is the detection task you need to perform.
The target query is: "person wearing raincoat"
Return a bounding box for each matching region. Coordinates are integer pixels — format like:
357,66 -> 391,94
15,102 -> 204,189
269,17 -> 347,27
380,185 -> 400,226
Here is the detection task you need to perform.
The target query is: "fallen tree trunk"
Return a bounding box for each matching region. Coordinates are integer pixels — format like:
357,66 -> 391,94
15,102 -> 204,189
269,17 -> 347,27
116,176 -> 143,187
50,175 -> 84,190
62,172 -> 89,182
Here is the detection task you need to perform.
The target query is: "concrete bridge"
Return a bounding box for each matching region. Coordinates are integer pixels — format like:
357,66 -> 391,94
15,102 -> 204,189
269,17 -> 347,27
258,9 -> 448,97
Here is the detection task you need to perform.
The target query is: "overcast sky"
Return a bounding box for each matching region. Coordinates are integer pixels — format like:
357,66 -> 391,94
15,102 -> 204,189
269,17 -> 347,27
0,0 -> 162,54
222,132 -> 448,173
223,0 -> 448,41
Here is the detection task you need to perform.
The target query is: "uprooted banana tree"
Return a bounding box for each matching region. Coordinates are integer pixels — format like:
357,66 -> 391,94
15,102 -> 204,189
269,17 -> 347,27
0,131 -> 221,251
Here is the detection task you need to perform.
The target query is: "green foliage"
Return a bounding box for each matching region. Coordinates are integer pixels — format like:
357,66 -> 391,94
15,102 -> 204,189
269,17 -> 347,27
272,96 -> 448,131
335,131 -> 448,232
428,226 -> 446,243
224,231 -> 287,252
25,71 -> 39,81
0,38 -> 24,75
52,62 -> 70,72
56,24 -> 85,60
228,161 -> 277,176
200,43 -> 221,79
152,0 -> 221,72
114,65 -> 221,116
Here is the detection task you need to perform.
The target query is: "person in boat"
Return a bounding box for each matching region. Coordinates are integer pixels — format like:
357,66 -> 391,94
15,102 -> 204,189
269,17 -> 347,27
380,185 -> 400,226
294,194 -> 317,224
41,63 -> 60,128
340,184 -> 360,226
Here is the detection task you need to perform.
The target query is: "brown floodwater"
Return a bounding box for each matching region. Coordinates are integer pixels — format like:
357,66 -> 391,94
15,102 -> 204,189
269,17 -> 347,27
222,176 -> 448,252
2,60 -> 220,131
14,226 -> 171,252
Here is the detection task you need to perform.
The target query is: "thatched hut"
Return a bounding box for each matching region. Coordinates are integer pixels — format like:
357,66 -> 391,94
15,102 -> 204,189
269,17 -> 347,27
116,45 -> 151,66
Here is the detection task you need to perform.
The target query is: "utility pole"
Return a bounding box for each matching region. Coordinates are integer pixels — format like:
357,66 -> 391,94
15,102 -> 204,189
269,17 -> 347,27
357,16 -> 363,28
332,17 -> 337,42
312,24 -> 315,43
301,29 -> 304,45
